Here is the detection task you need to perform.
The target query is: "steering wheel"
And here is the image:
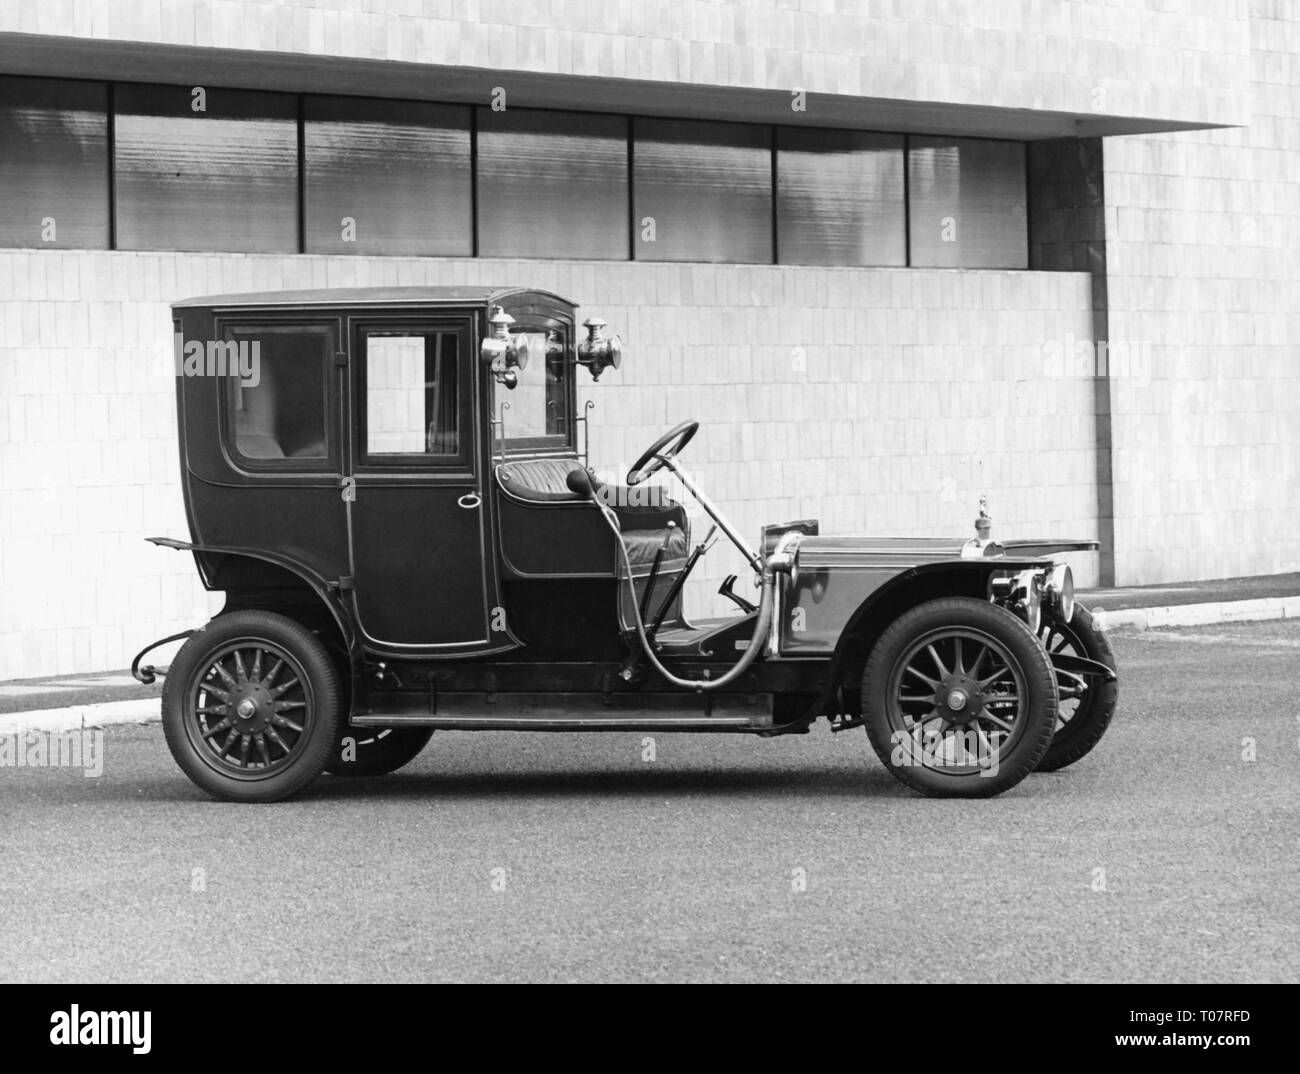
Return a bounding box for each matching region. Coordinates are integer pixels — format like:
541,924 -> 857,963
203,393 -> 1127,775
627,419 -> 699,486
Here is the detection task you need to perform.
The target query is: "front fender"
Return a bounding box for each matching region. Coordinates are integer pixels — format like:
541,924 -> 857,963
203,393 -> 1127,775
783,559 -> 1048,658
1050,649 -> 1118,683
800,561 -> 1039,725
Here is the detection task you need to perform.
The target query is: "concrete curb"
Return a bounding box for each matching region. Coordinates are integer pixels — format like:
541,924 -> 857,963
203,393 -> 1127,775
0,699 -> 160,734
1090,595 -> 1300,632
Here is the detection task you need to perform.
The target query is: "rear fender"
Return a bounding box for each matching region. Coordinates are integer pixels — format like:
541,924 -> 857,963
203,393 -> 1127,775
146,537 -> 358,661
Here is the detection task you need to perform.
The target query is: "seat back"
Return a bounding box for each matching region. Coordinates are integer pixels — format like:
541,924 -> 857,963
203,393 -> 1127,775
495,457 -> 584,502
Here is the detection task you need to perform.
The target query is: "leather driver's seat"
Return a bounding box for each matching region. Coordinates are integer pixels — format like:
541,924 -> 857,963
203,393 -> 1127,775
494,458 -> 688,567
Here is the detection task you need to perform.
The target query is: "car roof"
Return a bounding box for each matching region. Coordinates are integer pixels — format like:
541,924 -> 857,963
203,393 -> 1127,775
171,286 -> 576,310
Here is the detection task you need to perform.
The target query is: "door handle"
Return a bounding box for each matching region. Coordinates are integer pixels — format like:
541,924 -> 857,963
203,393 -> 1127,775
457,493 -> 481,509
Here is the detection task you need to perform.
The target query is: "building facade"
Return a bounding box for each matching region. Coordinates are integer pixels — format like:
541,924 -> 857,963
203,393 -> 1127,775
0,0 -> 1296,678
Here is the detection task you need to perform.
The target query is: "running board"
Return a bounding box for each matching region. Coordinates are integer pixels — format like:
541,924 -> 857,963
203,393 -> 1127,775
353,690 -> 773,731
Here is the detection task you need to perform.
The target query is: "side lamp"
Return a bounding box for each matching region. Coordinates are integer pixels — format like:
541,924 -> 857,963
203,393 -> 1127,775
480,306 -> 530,389
576,317 -> 622,381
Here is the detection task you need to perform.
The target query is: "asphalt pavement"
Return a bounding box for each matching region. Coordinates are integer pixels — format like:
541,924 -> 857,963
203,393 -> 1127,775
1,619 -> 1297,983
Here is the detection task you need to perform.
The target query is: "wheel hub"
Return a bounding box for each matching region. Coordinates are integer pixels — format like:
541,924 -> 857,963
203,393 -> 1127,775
227,682 -> 272,733
936,674 -> 983,725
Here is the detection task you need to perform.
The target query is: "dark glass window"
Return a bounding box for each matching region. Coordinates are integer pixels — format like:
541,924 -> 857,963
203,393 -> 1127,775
776,128 -> 905,267
362,331 -> 461,459
0,77 -> 109,249
633,118 -> 772,264
907,136 -> 1028,269
305,96 -> 471,256
225,325 -> 331,464
477,108 -> 628,260
114,84 -> 297,252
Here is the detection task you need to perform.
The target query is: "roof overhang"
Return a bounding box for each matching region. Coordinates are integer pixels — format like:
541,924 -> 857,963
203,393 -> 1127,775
0,32 -> 1230,140
171,286 -> 576,311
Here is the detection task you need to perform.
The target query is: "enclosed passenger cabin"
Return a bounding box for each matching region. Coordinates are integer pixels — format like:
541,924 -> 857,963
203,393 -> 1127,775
169,286 -> 688,668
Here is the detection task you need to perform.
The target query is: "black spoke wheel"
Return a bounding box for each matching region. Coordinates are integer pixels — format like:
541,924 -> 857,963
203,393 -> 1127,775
163,611 -> 341,802
325,727 -> 433,777
861,598 -> 1058,797
1037,603 -> 1119,772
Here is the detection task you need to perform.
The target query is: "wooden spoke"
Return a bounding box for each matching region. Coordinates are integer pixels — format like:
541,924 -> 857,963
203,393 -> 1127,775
904,665 -> 941,690
265,728 -> 293,755
978,665 -> 1011,690
926,644 -> 950,678
201,718 -> 234,738
269,713 -> 303,734
262,657 -> 284,689
977,708 -> 1015,734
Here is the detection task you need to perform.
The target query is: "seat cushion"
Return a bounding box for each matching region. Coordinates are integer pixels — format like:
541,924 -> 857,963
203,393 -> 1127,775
624,525 -> 688,567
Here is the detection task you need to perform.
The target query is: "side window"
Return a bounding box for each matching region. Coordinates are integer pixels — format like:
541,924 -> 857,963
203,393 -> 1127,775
224,324 -> 332,466
361,329 -> 462,462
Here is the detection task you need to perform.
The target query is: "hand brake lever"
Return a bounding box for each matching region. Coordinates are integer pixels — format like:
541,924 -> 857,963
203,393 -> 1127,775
647,523 -> 718,640
640,521 -> 678,623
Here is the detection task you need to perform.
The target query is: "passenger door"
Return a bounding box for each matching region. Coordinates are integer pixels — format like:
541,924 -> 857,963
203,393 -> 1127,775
346,316 -> 508,653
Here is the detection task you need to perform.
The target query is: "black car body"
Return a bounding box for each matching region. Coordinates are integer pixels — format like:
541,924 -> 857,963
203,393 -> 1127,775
140,286 -> 1118,801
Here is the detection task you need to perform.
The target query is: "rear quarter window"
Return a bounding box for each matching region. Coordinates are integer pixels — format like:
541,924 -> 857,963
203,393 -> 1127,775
217,323 -> 335,468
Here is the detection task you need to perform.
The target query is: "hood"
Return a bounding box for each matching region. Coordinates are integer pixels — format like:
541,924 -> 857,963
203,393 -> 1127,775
793,535 -> 1098,569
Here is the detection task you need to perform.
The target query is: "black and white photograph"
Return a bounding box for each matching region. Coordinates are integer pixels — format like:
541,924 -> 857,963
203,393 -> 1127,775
0,0 -> 1294,1028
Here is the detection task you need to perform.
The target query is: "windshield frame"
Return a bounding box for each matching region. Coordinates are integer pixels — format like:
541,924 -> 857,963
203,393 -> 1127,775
493,312 -> 577,456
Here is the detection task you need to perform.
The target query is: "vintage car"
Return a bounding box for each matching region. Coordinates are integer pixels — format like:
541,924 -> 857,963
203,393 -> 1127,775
134,286 -> 1118,802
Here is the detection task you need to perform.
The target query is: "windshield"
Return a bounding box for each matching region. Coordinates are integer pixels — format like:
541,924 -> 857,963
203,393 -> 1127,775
498,326 -> 570,448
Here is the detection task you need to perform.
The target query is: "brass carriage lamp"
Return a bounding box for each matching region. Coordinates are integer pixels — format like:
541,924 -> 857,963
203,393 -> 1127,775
480,306 -> 530,389
576,317 -> 622,380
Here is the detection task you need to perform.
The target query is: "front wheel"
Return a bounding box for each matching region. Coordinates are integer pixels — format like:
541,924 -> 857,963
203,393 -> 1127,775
325,727 -> 433,777
1037,604 -> 1118,772
861,598 -> 1059,797
162,610 -> 342,802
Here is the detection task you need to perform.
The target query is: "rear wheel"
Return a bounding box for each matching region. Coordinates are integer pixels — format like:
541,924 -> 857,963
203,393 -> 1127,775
861,598 -> 1058,797
325,727 -> 433,777
162,610 -> 341,802
1037,603 -> 1118,772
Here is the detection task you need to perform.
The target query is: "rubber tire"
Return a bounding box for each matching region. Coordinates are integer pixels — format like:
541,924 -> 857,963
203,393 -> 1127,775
1037,603 -> 1119,772
325,727 -> 434,777
162,610 -> 342,803
861,597 -> 1059,798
